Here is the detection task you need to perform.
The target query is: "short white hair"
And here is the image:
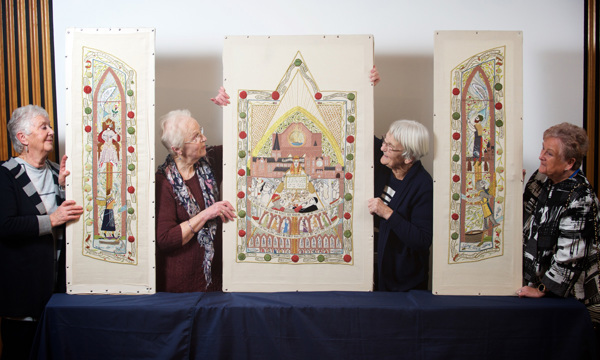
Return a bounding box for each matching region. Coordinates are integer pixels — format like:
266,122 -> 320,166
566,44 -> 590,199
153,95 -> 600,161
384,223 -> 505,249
8,105 -> 49,153
388,120 -> 429,161
160,109 -> 193,156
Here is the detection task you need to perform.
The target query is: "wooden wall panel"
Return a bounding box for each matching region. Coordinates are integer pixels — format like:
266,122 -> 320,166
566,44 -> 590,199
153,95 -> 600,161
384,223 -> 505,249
1,0 -> 57,162
586,0 -> 600,193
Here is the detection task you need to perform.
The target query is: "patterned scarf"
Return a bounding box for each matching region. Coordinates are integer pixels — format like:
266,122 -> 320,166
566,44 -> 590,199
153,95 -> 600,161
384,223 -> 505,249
157,154 -> 218,289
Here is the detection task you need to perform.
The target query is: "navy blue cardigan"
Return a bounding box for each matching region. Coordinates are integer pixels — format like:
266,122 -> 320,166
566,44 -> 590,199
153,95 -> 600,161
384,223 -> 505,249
0,158 -> 64,318
373,137 -> 433,291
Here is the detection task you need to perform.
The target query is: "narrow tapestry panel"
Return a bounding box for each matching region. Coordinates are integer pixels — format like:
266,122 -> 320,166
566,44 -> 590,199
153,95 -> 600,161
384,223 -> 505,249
65,28 -> 155,294
432,31 -> 523,296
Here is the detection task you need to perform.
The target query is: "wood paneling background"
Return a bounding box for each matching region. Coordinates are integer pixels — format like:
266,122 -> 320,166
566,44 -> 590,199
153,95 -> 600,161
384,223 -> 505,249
586,0 -> 600,193
1,0 -> 57,162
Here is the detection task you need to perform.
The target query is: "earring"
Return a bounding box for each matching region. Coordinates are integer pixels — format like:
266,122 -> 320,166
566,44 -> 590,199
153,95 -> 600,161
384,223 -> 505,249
25,145 -> 28,153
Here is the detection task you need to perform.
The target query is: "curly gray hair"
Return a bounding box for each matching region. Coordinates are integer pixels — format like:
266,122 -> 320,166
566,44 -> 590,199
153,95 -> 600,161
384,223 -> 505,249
8,105 -> 49,153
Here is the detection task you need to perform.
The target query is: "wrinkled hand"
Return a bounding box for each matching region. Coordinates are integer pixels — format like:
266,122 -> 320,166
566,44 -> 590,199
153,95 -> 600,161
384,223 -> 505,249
50,200 -> 83,227
205,200 -> 236,223
210,86 -> 230,107
516,286 -> 545,298
368,197 -> 393,220
370,66 -> 380,86
58,155 -> 70,187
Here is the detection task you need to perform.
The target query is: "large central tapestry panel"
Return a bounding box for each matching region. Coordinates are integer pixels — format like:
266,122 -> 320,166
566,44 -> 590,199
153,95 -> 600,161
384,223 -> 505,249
222,36 -> 374,292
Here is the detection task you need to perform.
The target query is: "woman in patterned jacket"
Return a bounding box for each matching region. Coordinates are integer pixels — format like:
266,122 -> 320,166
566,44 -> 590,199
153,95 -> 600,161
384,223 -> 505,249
518,123 -> 600,325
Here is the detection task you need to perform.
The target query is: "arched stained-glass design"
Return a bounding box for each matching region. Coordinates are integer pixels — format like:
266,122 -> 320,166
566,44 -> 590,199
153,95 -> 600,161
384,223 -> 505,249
81,47 -> 138,264
449,47 -> 506,263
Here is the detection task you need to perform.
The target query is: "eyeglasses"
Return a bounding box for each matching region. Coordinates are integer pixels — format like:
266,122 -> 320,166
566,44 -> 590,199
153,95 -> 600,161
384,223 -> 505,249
380,135 -> 403,153
184,127 -> 206,144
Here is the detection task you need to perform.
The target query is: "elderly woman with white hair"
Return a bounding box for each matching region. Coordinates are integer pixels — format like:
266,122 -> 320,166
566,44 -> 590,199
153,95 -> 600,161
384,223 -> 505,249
0,105 -> 83,358
368,120 -> 433,292
156,109 -> 235,293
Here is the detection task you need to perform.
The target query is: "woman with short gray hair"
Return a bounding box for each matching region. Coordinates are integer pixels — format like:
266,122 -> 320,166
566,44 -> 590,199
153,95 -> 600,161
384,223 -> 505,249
0,104 -> 83,358
368,119 -> 433,291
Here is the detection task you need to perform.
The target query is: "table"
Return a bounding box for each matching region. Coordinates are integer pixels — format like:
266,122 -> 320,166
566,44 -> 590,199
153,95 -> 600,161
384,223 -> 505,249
32,291 -> 597,359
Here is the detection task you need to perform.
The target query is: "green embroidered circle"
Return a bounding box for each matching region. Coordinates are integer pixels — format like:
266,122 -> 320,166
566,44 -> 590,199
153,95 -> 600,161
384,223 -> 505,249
85,107 -> 92,115
128,164 -> 135,171
240,112 -> 246,119
494,83 -> 503,91
344,230 -> 352,238
294,59 -> 302,66
238,150 -> 246,158
127,127 -> 135,134
127,90 -> 134,96
317,255 -> 325,262
452,112 -> 460,120
264,254 -> 272,261
238,253 -> 246,261
452,154 -> 460,162
344,193 -> 353,201
348,115 -> 355,123
127,208 -> 135,214
451,232 -> 459,240
346,154 -> 354,161
347,93 -> 355,101
452,193 -> 460,201
238,210 -> 246,218
496,120 -> 504,127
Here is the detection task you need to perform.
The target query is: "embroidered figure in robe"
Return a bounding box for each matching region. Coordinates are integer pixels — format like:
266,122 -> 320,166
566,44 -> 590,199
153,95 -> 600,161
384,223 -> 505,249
97,118 -> 120,196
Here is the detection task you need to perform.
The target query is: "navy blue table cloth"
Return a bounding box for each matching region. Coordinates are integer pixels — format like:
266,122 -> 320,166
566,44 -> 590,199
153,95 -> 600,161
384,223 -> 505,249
32,290 -> 596,359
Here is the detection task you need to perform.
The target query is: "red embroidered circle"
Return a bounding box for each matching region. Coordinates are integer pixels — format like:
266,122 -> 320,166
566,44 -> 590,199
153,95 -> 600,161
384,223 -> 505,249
452,88 -> 460,96
238,169 -> 246,176
452,132 -> 461,140
315,92 -> 322,100
84,125 -> 92,133
343,255 -> 352,263
83,85 -> 92,94
238,230 -> 246,237
292,255 -> 299,263
128,236 -> 135,243
127,111 -> 135,119
495,102 -> 503,110
239,91 -> 247,99
344,212 -> 351,220
453,175 -> 460,182
128,146 -> 135,153
452,213 -> 459,221
237,191 -> 245,199
239,131 -> 247,139
346,135 -> 355,143
272,91 -> 280,100
128,186 -> 135,194
345,173 -> 353,180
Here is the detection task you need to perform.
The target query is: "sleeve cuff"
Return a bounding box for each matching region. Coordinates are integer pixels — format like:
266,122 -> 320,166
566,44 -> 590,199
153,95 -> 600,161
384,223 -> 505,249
37,215 -> 52,236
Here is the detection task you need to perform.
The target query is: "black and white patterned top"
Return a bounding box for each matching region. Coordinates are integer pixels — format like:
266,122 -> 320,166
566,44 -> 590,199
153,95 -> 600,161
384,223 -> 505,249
523,169 -> 600,314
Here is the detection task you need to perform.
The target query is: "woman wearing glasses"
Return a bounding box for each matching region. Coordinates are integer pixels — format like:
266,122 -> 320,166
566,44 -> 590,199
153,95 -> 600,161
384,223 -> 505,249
368,120 -> 433,291
156,109 -> 235,292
